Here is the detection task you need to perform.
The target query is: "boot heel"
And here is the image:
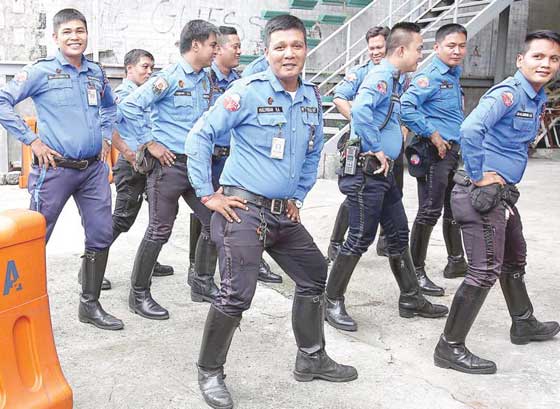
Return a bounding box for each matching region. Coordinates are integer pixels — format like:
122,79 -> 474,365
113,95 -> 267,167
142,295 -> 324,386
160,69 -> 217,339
399,308 -> 415,318
191,291 -> 205,303
433,354 -> 450,369
510,335 -> 530,345
293,371 -> 314,382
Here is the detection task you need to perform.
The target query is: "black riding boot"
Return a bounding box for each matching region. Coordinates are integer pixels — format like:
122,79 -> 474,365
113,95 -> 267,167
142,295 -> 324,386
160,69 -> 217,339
434,282 -> 496,374
78,249 -> 124,330
188,213 -> 202,286
325,253 -> 361,331
389,248 -> 448,318
292,294 -> 358,382
410,222 -> 445,296
129,239 -> 169,319
442,218 -> 467,279
78,266 -> 111,290
327,203 -> 349,262
500,269 -> 560,345
153,261 -> 174,277
197,305 -> 240,409
257,258 -> 283,283
191,233 -> 220,303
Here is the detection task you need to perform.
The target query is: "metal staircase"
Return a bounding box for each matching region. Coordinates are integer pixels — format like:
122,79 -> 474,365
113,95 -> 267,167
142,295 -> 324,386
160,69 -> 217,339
304,0 -> 516,153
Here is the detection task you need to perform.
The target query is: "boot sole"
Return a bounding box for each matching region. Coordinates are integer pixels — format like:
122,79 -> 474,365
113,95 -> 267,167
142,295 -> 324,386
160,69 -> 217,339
152,271 -> 174,277
191,291 -> 216,303
293,370 -> 358,383
325,316 -> 358,332
202,395 -> 233,409
443,272 -> 465,279
434,355 -> 496,374
420,288 -> 445,297
78,316 -> 124,330
511,326 -> 560,345
257,277 -> 283,284
399,308 -> 448,319
128,307 -> 169,320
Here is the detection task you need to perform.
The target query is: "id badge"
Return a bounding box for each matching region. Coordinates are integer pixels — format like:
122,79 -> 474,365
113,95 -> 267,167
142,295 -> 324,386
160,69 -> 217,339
270,137 -> 285,159
87,85 -> 98,106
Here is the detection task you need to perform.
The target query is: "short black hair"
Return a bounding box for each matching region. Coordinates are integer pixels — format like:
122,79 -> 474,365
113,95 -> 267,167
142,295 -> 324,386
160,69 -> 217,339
179,20 -> 219,54
264,15 -> 307,48
53,8 -> 87,33
522,30 -> 560,54
435,23 -> 467,43
218,26 -> 238,46
386,22 -> 421,55
365,26 -> 390,42
123,49 -> 154,74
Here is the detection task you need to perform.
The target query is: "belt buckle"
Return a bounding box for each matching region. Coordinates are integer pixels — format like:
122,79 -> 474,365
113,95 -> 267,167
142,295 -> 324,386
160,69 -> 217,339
270,199 -> 283,215
77,159 -> 89,170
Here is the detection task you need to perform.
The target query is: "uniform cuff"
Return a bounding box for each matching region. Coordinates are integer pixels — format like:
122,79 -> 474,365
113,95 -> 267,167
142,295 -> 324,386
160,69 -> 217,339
420,124 -> 436,138
196,184 -> 215,198
21,132 -> 38,146
333,93 -> 349,101
468,169 -> 483,182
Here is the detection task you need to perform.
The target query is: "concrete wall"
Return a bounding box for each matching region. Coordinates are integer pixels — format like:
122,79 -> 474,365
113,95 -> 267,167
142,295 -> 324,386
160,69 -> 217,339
527,0 -> 560,33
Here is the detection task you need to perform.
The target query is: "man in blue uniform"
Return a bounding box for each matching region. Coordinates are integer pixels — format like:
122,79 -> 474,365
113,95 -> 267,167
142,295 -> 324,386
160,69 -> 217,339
0,8 -> 123,330
187,26 -> 283,289
325,22 -> 448,333
401,24 -> 469,296
327,26 -> 391,262
241,54 -> 269,77
110,49 -> 174,280
118,20 -> 219,319
187,16 -> 357,409
434,31 -> 560,375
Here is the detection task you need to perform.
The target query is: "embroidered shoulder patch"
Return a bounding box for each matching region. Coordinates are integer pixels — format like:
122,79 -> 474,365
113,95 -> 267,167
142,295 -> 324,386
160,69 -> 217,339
14,71 -> 28,84
501,91 -> 514,107
152,77 -> 169,95
376,80 -> 387,95
223,93 -> 241,112
416,76 -> 429,88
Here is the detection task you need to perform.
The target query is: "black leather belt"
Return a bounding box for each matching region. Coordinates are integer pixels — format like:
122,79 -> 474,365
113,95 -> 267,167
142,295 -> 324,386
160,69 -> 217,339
34,156 -> 98,170
223,186 -> 288,215
174,153 -> 188,163
448,141 -> 461,153
212,145 -> 230,158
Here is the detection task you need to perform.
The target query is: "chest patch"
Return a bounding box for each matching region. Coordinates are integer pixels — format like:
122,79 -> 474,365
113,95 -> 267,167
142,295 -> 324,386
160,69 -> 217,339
515,111 -> 533,119
257,106 -> 283,113
301,106 -> 318,113
440,81 -> 453,89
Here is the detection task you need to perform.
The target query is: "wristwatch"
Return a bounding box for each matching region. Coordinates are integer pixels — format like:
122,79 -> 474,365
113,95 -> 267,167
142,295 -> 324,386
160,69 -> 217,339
293,199 -> 303,209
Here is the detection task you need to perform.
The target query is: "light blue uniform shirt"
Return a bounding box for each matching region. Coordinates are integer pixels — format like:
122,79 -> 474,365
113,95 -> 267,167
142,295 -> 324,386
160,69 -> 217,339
0,51 -> 116,159
351,59 -> 404,160
118,59 -> 211,154
114,78 -> 151,151
208,62 -> 240,147
333,60 -> 375,101
401,56 -> 464,141
461,70 -> 547,184
186,68 -> 324,200
241,55 -> 269,77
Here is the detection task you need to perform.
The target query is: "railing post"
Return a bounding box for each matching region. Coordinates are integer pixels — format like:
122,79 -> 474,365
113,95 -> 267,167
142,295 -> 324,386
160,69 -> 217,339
345,23 -> 351,73
389,0 -> 393,27
453,0 -> 459,23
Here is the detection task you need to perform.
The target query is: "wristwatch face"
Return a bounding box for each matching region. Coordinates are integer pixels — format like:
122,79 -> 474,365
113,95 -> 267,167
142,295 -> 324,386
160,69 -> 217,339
295,200 -> 303,209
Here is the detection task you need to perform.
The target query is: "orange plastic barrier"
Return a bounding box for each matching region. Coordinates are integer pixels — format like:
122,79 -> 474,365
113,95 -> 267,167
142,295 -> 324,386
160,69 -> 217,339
0,209 -> 73,409
18,118 -> 36,189
18,117 -> 117,186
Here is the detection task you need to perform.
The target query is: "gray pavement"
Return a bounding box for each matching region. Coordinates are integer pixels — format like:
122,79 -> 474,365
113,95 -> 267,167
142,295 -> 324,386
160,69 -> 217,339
1,159 -> 559,409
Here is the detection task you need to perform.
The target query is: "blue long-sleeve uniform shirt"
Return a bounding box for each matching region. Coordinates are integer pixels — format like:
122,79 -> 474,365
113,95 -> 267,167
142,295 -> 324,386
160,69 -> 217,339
351,59 -> 404,160
333,60 -> 375,101
114,78 -> 151,151
118,59 -> 211,154
186,67 -> 324,201
208,62 -> 240,147
241,55 -> 269,77
0,51 -> 116,159
461,70 -> 546,184
401,56 -> 463,141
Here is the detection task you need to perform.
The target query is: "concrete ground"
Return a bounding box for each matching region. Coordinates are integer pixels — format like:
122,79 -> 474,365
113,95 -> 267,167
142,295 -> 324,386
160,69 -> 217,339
1,159 -> 559,409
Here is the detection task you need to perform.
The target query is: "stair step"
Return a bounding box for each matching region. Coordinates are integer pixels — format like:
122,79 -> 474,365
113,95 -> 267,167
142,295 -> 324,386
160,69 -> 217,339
239,55 -> 259,65
319,0 -> 345,5
346,0 -> 373,7
324,126 -> 343,135
318,14 -> 347,25
289,0 -> 319,10
301,19 -> 317,28
307,38 -> 321,48
324,113 -> 347,121
416,11 -> 478,24
260,10 -> 289,20
322,95 -> 334,103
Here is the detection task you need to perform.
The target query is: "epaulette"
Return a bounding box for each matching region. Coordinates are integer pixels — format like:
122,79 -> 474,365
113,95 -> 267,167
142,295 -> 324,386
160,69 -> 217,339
88,59 -> 109,83
32,56 -> 55,65
244,71 -> 268,84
